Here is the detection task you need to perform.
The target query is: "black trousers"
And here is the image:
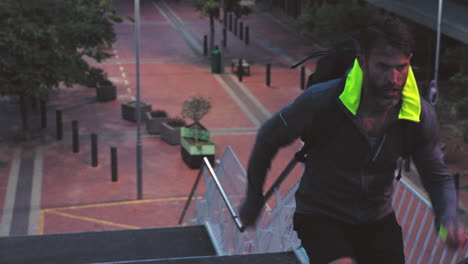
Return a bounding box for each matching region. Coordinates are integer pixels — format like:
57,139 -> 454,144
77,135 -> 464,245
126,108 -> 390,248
293,212 -> 405,264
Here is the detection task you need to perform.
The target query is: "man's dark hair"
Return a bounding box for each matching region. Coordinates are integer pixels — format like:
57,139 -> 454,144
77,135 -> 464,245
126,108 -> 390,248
358,15 -> 414,57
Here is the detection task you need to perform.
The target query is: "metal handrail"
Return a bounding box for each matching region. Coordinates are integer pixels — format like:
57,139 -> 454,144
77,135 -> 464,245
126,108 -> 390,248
203,157 -> 244,232
179,154 -> 300,232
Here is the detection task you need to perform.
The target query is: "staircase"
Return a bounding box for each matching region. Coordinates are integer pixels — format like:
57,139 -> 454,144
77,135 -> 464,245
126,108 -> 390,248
0,224 -> 302,264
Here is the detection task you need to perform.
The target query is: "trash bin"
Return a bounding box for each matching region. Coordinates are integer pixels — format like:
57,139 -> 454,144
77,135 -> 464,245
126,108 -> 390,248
211,49 -> 221,74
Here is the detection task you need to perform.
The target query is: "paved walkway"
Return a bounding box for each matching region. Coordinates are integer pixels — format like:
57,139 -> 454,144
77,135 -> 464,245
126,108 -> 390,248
0,0 -> 466,239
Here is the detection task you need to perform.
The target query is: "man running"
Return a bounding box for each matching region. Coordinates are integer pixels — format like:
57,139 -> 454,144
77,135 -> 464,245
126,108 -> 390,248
240,15 -> 465,264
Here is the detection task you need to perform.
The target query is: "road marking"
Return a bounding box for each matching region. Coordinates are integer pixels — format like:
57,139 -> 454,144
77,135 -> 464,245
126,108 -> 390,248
119,66 -> 124,72
124,80 -> 129,85
213,75 -> 260,127
39,210 -> 45,235
0,147 -> 22,236
45,211 -> 140,230
127,88 -> 132,93
115,54 -> 120,59
42,196 -> 200,212
28,146 -> 43,235
121,72 -> 126,78
113,49 -> 118,54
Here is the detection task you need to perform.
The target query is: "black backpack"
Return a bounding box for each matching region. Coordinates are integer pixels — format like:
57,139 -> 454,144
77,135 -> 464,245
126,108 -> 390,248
291,39 -> 358,90
291,39 -> 414,180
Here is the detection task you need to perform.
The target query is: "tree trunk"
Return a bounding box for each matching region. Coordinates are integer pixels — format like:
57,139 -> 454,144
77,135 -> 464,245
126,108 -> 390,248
210,14 -> 215,51
19,94 -> 30,134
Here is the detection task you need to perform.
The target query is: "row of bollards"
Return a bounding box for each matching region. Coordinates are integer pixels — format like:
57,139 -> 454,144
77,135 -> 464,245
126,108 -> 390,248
232,62 -> 304,89
55,110 -> 118,182
202,12 -> 250,56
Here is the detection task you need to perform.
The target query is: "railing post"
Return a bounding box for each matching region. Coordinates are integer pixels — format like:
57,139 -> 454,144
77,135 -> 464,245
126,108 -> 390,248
91,133 -> 98,167
179,167 -> 205,225
56,110 -> 63,140
111,146 -> 118,182
72,120 -> 79,153
266,63 -> 271,87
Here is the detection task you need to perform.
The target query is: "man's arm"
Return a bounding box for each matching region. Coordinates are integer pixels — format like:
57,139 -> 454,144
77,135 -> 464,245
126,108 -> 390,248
240,90 -> 320,227
412,100 -> 465,248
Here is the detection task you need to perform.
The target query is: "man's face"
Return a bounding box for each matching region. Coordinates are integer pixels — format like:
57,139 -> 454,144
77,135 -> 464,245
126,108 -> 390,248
359,43 -> 413,109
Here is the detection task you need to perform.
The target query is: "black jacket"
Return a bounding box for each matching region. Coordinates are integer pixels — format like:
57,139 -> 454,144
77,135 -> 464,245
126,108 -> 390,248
246,73 -> 456,225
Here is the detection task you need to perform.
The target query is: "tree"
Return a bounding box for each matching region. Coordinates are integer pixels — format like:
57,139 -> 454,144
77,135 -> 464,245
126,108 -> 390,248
192,0 -> 251,51
182,96 -> 211,143
0,0 -> 125,135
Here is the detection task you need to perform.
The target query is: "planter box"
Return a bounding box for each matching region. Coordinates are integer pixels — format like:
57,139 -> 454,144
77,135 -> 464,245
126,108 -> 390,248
96,82 -> 117,102
180,137 -> 215,169
180,126 -> 210,142
146,112 -> 167,135
161,122 -> 183,145
121,101 -> 152,122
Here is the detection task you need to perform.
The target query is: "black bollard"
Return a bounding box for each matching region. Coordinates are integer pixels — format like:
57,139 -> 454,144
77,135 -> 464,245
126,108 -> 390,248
203,35 -> 208,56
245,26 -> 250,45
40,100 -> 47,129
266,64 -> 271,87
222,28 -> 227,48
238,58 -> 244,82
234,17 -> 238,36
455,172 -> 460,209
111,146 -> 118,182
300,66 -> 306,90
239,22 -> 244,40
228,13 -> 232,31
31,96 -> 38,111
223,10 -> 227,28
91,133 -> 98,167
56,110 -> 63,140
72,120 -> 79,153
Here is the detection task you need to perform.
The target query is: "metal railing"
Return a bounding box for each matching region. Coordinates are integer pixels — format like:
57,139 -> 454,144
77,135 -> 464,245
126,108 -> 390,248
180,146 -> 468,263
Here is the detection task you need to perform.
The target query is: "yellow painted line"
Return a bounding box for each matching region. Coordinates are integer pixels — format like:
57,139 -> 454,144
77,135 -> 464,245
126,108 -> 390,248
39,210 -> 45,235
46,211 -> 140,230
43,196 -> 202,212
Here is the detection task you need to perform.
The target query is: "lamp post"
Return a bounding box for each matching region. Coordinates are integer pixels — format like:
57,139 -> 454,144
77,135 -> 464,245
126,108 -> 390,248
135,0 -> 143,200
431,0 -> 444,105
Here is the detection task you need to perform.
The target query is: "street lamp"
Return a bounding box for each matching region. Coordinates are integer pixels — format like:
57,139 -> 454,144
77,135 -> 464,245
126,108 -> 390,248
135,0 -> 143,200
430,0 -> 444,105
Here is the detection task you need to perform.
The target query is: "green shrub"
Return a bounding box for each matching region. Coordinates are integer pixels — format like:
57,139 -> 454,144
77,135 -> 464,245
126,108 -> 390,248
435,98 -> 457,124
298,0 -> 374,44
448,72 -> 468,99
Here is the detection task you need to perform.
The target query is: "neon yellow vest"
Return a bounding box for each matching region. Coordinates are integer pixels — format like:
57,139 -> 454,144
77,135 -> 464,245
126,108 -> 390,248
338,59 -> 421,122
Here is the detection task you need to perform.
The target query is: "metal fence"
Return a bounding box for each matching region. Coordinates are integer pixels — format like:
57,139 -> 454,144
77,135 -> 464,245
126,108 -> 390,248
184,146 -> 468,263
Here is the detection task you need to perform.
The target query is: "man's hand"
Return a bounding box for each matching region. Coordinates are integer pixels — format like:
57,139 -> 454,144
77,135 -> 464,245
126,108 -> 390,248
239,194 -> 265,229
439,218 -> 467,250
